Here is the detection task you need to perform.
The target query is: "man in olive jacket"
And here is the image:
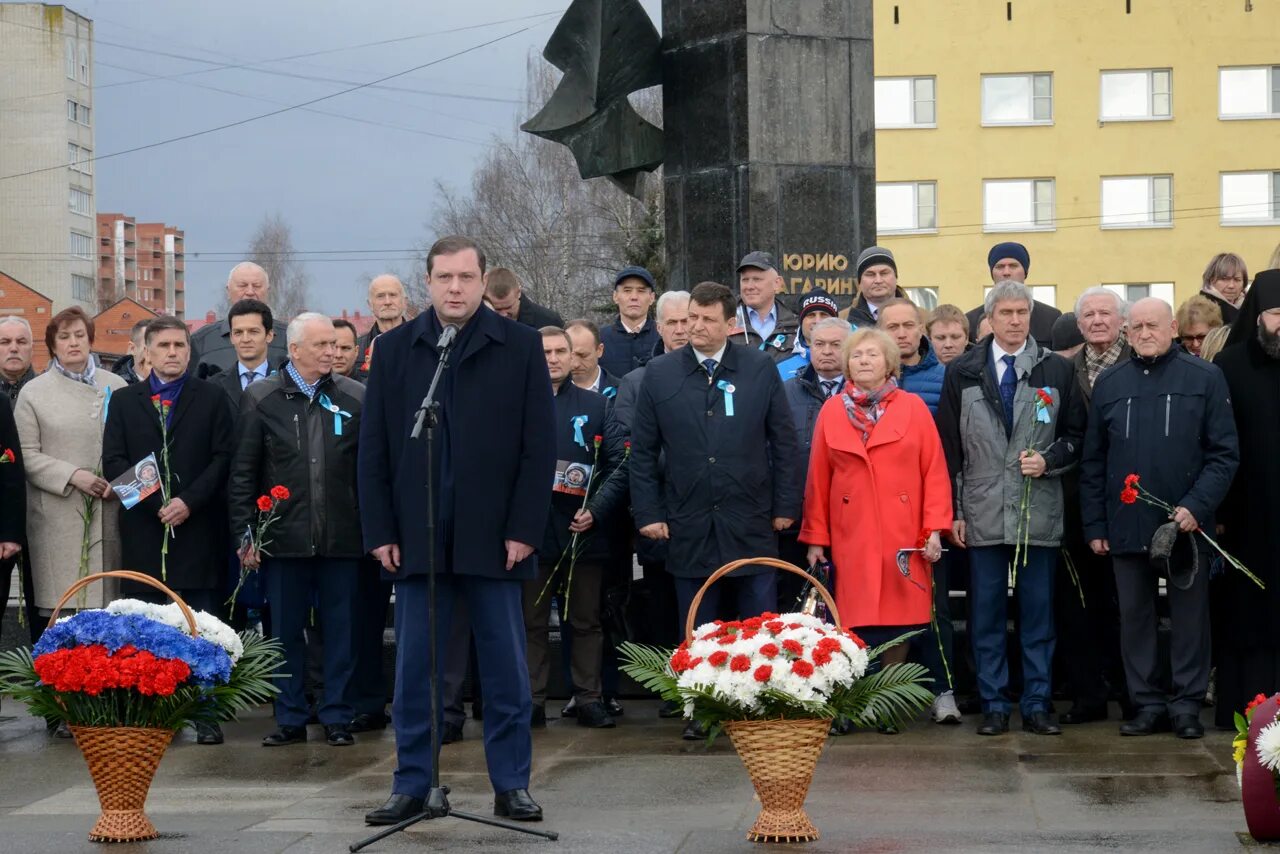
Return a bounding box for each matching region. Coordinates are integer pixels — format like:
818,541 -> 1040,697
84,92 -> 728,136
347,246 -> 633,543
937,281 -> 1085,738
229,313 -> 366,749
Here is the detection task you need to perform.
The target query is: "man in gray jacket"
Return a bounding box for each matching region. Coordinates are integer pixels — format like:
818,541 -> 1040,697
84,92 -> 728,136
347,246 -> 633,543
937,281 -> 1086,737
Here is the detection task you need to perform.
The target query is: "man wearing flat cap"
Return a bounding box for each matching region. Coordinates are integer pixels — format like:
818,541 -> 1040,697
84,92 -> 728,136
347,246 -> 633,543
734,251 -> 801,363
1080,297 -> 1238,740
966,242 -> 1062,344
599,266 -> 660,377
844,246 -> 908,328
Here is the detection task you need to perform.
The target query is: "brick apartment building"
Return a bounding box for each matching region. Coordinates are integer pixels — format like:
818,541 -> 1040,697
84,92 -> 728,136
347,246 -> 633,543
96,214 -> 185,318
0,271 -> 55,371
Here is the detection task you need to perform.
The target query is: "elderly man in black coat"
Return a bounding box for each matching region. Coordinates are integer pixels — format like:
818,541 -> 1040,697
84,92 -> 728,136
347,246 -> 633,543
359,237 -> 556,826
631,281 -> 801,738
1080,297 -> 1238,740
0,394 -> 26,671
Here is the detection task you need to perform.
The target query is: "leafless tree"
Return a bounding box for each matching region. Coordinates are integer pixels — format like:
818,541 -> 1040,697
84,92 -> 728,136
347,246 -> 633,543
429,57 -> 664,321
241,212 -> 312,320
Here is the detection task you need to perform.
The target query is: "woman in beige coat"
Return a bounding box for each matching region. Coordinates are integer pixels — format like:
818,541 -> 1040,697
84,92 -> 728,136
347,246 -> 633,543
14,307 -> 126,613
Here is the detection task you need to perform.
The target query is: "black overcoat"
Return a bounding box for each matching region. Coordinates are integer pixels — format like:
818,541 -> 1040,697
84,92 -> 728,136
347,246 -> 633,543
358,307 -> 556,581
102,377 -> 233,589
630,341 -> 801,578
0,394 -> 25,545
542,381 -> 626,560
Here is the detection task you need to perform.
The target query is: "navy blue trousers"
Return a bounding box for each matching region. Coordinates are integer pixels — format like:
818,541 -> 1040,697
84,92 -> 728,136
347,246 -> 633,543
350,557 -> 393,716
968,545 -> 1056,715
264,557 -> 358,727
392,573 -> 532,798
674,570 -> 777,634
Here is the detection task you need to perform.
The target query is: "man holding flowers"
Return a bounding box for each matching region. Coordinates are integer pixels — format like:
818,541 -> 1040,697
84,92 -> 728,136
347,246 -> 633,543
1080,297 -> 1238,739
936,280 -> 1085,737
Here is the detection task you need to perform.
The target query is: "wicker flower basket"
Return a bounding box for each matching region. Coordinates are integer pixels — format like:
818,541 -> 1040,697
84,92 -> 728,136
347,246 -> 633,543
47,570 -> 198,843
686,558 -> 842,844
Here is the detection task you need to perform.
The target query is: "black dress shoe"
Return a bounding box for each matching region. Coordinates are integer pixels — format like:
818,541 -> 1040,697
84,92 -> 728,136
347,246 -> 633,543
681,720 -> 706,741
576,701 -> 617,729
829,717 -> 854,736
195,722 -> 224,744
1060,704 -> 1108,725
1119,710 -> 1170,736
349,712 -> 388,733
658,699 -> 683,718
531,706 -> 547,728
54,720 -> 73,739
262,725 -> 308,746
440,721 -> 464,744
976,712 -> 1010,736
1173,713 -> 1205,739
494,788 -> 543,821
560,697 -> 578,717
325,724 -> 354,746
604,697 -> 624,717
1022,711 -> 1062,735
365,794 -> 425,825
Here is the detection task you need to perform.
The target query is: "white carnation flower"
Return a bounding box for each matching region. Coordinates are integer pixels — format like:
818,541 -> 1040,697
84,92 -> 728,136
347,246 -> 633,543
1256,721 -> 1280,772
105,598 -> 244,663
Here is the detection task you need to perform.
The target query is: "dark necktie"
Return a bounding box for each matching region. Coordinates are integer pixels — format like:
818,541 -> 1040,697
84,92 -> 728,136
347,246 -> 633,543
702,358 -> 717,384
999,354 -> 1017,435
821,379 -> 839,399
242,369 -> 262,390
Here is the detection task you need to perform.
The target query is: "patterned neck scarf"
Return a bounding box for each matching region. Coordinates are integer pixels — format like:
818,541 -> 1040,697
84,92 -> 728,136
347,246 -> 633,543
1084,338 -> 1124,388
51,356 -> 97,387
841,377 -> 899,444
284,361 -> 322,400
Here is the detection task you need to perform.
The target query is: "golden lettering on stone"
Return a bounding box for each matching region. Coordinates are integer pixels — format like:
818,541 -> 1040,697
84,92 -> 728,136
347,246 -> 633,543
782,252 -> 853,295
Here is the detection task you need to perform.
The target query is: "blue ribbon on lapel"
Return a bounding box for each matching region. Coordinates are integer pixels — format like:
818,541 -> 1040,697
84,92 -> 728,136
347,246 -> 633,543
716,379 -> 735,416
572,414 -> 589,449
318,392 -> 351,436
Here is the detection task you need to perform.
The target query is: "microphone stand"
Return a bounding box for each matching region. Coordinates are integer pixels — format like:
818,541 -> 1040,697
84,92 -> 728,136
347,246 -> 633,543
351,329 -> 558,852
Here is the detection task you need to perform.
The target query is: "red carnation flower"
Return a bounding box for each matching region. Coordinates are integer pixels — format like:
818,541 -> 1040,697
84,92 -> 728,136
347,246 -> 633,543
716,635 -> 737,646
162,399 -> 172,409
1124,473 -> 1140,488
791,659 -> 815,678
1036,389 -> 1053,406
759,643 -> 779,659
812,649 -> 832,667
729,654 -> 752,673
760,612 -> 780,620
740,628 -> 758,640
787,622 -> 802,630
753,664 -> 772,683
0,448 -> 13,463
593,434 -> 603,447
1120,487 -> 1138,505
845,631 -> 867,649
688,657 -> 704,669
270,485 -> 291,501
670,648 -> 692,672
708,650 -> 730,667
743,617 -> 763,630
764,621 -> 785,635
624,440 -> 631,450
817,637 -> 842,654
150,394 -> 161,403
1246,693 -> 1270,716
256,495 -> 274,512
781,639 -> 803,657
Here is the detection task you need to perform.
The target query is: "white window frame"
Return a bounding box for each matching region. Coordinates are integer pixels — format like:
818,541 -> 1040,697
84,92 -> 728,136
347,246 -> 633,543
1100,175 -> 1173,229
1220,171 -> 1280,225
69,231 -> 94,260
71,274 -> 94,303
1099,69 -> 1172,121
981,73 -> 1053,126
905,287 -> 939,311
78,43 -> 89,84
65,37 -> 76,79
1219,66 -> 1280,120
983,178 -> 1055,232
69,187 -> 92,216
1103,283 -> 1174,307
66,100 -> 90,126
874,76 -> 936,129
875,181 -> 938,234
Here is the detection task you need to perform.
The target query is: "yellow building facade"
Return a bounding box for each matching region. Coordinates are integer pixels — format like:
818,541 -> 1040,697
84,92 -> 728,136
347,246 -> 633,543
872,0 -> 1280,315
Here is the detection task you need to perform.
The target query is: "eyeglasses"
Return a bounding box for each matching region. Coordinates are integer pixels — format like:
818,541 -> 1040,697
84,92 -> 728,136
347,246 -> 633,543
1180,334 -> 1208,344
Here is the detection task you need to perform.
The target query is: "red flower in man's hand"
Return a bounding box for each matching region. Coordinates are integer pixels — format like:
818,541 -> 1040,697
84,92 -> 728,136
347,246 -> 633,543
256,495 -> 273,513
150,394 -> 161,403
0,448 -> 13,463
593,434 -> 603,448
270,485 -> 291,501
1120,487 -> 1138,505
1124,473 -> 1140,489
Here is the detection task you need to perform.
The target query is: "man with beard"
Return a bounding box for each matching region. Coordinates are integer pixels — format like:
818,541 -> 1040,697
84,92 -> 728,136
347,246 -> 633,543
1212,269 -> 1280,728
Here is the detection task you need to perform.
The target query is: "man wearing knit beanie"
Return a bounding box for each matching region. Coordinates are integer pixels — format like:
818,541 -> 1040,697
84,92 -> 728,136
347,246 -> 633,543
843,245 -> 907,328
965,241 -> 1062,344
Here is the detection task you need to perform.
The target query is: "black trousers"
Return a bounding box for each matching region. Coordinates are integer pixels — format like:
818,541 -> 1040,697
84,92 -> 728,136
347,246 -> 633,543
1112,553 -> 1210,717
1055,544 -> 1127,709
349,558 -> 393,716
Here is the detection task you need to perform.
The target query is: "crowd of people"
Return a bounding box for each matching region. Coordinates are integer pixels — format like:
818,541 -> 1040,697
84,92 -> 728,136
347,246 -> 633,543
1,234 -> 1279,819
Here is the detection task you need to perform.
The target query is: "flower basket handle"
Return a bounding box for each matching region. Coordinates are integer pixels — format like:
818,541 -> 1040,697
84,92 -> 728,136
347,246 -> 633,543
684,558 -> 841,645
46,570 -> 198,637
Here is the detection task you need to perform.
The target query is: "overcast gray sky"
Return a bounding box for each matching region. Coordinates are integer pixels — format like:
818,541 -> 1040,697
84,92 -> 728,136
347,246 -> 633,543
73,0 -> 660,317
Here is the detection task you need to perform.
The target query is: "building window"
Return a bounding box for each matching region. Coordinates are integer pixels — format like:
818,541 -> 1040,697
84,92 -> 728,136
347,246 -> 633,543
1100,69 -> 1171,120
874,77 -> 936,128
1104,283 -> 1174,307
906,287 -> 939,311
876,181 -> 937,233
1101,175 -> 1173,228
71,274 -> 94,303
78,43 -> 89,84
66,100 -> 91,126
1220,67 -> 1280,119
981,73 -> 1052,125
983,285 -> 1059,308
67,144 -> 92,174
1221,171 -> 1280,224
69,187 -> 92,216
65,37 -> 76,79
142,268 -> 153,281
983,179 -> 1055,231
70,231 -> 94,259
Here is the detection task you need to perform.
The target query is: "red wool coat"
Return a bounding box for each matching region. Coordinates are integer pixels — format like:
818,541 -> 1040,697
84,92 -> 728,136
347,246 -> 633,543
800,389 -> 953,629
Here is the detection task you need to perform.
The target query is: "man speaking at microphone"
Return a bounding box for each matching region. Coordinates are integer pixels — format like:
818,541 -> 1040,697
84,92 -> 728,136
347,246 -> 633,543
358,235 -> 556,825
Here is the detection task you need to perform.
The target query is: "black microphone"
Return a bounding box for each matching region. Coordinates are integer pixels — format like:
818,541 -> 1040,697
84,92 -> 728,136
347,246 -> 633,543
437,324 -> 460,353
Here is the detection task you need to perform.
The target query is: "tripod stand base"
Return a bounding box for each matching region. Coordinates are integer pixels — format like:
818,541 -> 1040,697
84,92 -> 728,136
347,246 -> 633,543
349,786 -> 559,851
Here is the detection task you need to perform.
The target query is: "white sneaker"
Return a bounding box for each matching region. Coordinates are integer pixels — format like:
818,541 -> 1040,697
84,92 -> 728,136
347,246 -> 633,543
931,691 -> 962,724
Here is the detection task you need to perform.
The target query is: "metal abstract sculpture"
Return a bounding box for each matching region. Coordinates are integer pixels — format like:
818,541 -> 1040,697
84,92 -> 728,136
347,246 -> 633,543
521,0 -> 663,197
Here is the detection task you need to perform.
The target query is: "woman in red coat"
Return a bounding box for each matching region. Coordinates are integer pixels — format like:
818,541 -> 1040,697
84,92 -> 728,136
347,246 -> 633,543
801,327 -> 953,682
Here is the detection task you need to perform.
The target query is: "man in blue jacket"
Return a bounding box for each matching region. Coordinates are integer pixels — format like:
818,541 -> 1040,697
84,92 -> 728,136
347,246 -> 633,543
358,236 -> 556,825
879,298 -> 945,414
598,266 -> 659,377
1080,298 -> 1238,740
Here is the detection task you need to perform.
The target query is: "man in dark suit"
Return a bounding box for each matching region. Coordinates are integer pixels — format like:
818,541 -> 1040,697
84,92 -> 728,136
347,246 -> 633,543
359,236 -> 556,826
0,393 -> 26,691
209,299 -> 279,412
191,263 -> 289,377
630,281 -> 801,739
565,319 -> 620,398
103,316 -> 235,742
484,267 -> 563,330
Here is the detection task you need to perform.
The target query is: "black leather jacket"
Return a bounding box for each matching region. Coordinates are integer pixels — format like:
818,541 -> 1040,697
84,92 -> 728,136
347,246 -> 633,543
228,369 -> 366,558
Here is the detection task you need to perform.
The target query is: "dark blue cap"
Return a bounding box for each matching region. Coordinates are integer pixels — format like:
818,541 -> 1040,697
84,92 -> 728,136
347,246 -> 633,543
614,266 -> 656,289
